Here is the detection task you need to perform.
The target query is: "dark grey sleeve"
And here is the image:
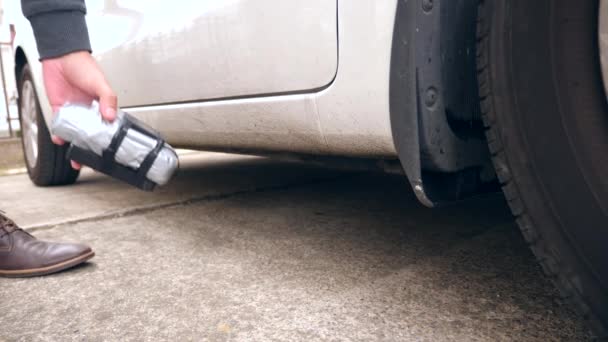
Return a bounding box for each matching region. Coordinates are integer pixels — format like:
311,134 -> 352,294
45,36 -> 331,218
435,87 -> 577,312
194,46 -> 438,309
21,0 -> 91,60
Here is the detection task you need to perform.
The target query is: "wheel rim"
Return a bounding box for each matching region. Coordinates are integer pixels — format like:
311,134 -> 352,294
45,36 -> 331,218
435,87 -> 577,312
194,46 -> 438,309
601,0 -> 608,100
20,80 -> 38,169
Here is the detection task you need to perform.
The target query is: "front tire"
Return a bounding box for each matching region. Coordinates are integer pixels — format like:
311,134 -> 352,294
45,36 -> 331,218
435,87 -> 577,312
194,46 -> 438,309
18,64 -> 79,186
477,0 -> 608,337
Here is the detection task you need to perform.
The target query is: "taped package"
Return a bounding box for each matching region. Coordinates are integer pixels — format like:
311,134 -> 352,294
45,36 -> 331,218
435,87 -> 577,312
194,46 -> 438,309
51,102 -> 178,186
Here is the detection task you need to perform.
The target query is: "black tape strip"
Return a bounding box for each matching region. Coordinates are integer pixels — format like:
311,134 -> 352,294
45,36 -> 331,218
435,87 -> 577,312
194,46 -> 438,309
68,145 -> 157,191
102,117 -> 133,171
123,113 -> 162,140
137,139 -> 164,184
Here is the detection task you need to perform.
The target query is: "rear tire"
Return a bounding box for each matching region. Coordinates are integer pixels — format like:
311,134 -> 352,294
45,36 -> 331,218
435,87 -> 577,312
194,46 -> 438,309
477,0 -> 608,337
18,64 -> 79,186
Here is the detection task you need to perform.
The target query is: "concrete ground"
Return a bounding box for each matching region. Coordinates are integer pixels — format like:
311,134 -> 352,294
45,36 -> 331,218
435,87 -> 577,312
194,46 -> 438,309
0,138 -> 24,173
0,152 -> 592,341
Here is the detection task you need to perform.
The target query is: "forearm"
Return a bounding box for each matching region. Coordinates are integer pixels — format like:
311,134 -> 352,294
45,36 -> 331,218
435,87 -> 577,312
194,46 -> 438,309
21,0 -> 91,60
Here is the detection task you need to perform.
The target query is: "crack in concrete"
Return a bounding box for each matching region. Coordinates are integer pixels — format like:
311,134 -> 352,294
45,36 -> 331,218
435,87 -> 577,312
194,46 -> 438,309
25,175 -> 350,233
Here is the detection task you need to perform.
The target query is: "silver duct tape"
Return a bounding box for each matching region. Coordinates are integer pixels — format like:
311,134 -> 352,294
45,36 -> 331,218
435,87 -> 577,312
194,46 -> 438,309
50,102 -> 178,186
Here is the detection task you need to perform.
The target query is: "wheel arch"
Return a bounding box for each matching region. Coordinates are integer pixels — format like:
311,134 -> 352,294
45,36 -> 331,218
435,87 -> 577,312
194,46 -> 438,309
13,45 -> 54,131
14,46 -> 27,90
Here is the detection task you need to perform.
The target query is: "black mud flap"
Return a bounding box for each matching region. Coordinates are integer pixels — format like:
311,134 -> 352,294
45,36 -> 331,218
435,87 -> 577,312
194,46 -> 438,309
390,0 -> 491,207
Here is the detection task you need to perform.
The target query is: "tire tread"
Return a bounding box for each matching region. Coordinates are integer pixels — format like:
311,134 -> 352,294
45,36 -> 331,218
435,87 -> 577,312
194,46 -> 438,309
476,0 -> 607,338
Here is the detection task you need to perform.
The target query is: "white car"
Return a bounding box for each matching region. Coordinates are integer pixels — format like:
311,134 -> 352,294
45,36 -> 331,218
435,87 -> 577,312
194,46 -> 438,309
10,0 -> 608,336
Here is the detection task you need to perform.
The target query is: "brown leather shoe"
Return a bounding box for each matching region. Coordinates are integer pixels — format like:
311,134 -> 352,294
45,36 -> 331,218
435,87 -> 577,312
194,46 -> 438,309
0,212 -> 94,277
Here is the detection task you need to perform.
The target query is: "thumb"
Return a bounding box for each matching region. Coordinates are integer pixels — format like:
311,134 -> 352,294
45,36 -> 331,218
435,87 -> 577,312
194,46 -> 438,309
98,88 -> 117,122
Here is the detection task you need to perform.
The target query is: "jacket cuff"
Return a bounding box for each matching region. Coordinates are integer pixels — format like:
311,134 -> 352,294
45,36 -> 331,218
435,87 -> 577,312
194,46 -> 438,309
28,10 -> 92,60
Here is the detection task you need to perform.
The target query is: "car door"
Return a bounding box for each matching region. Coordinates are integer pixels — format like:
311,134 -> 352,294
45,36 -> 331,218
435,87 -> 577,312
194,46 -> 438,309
86,0 -> 338,107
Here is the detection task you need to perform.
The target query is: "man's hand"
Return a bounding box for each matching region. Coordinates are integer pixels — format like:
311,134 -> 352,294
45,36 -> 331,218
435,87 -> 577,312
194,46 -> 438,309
42,51 -> 117,170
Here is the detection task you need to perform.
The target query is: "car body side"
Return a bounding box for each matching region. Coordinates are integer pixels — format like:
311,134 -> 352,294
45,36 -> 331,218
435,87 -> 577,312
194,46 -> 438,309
12,0 -> 489,206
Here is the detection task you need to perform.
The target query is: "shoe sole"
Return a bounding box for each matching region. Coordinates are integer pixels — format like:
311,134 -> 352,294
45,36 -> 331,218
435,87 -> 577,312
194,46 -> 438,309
0,250 -> 95,278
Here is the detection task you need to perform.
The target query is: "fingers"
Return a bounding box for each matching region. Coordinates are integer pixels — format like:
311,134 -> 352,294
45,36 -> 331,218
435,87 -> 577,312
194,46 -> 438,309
98,88 -> 117,122
70,160 -> 82,170
60,52 -> 118,122
51,135 -> 65,145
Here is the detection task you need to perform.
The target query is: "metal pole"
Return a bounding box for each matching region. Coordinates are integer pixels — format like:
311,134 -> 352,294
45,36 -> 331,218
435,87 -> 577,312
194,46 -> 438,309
0,43 -> 12,137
